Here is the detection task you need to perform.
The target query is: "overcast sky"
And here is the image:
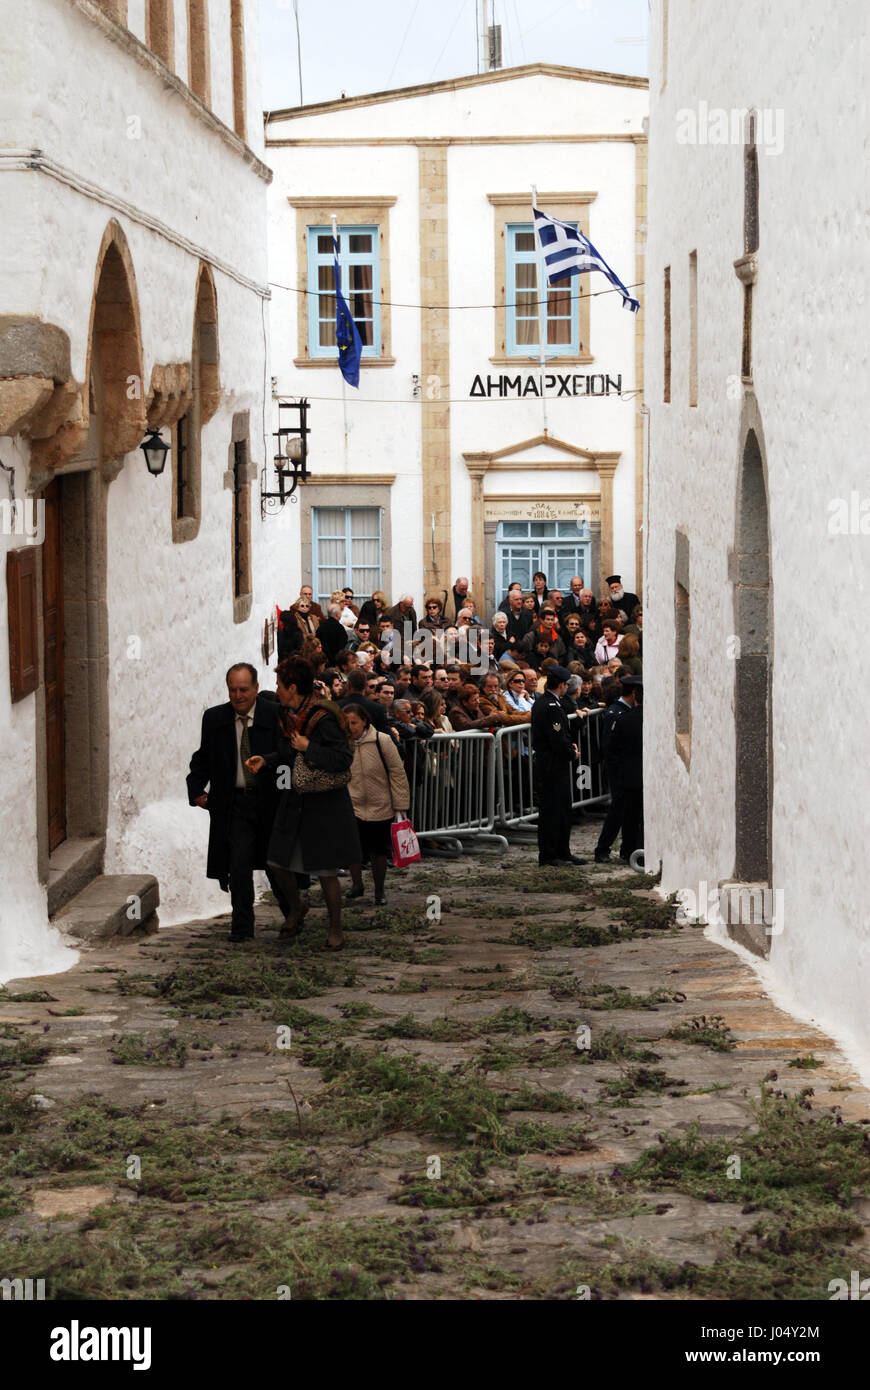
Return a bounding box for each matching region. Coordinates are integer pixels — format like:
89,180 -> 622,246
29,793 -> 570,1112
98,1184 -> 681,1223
259,0 -> 649,111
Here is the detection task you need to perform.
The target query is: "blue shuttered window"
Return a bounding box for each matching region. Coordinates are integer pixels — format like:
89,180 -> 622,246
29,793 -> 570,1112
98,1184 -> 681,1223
307,226 -> 381,358
312,507 -> 382,606
506,223 -> 579,357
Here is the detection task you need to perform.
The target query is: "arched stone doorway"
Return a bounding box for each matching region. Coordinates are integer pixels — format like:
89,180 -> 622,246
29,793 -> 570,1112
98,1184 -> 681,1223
37,222 -> 145,899
732,418 -> 772,892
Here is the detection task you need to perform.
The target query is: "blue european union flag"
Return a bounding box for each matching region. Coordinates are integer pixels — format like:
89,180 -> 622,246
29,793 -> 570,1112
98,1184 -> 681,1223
333,234 -> 362,388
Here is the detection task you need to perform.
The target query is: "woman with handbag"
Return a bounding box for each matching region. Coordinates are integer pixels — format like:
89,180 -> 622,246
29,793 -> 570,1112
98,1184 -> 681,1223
343,703 -> 411,907
245,655 -> 359,950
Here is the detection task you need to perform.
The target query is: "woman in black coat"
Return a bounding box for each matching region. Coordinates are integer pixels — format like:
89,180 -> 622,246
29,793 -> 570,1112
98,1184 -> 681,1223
246,655 -> 360,950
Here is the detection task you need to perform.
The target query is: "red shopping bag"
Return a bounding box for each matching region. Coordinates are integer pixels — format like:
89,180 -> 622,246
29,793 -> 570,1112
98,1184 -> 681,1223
391,817 -> 422,867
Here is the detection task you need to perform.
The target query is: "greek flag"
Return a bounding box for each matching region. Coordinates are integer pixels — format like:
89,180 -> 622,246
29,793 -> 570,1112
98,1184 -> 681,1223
333,233 -> 362,388
533,208 -> 640,313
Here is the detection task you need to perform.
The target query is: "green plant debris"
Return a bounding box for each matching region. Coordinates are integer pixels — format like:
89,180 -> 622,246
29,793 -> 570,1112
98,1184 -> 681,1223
547,979 -> 686,1009
0,989 -> 57,1003
581,1029 -> 661,1064
788,1055 -> 825,1070
299,1045 -> 576,1151
666,1015 -> 736,1052
0,1033 -> 52,1072
599,1068 -> 688,1101
109,1034 -> 188,1068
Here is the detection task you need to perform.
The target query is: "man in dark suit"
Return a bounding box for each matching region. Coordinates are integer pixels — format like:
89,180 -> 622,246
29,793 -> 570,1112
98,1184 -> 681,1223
187,663 -> 288,941
561,576 -> 586,615
607,675 -> 643,863
531,665 -> 586,868
504,589 -> 533,653
337,668 -> 393,735
318,604 -> 349,663
594,676 -> 636,863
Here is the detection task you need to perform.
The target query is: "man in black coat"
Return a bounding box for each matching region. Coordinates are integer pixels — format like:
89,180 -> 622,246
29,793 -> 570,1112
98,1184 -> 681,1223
337,668 -> 394,736
187,663 -> 288,940
531,665 -> 586,867
593,676 -> 636,862
605,575 -> 640,626
504,591 -> 533,653
606,675 -> 643,862
318,604 -> 349,664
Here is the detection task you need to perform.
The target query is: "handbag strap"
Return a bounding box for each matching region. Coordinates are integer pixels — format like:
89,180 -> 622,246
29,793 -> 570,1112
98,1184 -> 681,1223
373,729 -> 391,781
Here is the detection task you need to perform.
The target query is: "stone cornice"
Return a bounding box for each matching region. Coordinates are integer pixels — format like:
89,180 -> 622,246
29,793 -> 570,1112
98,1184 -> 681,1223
265,62 -> 649,125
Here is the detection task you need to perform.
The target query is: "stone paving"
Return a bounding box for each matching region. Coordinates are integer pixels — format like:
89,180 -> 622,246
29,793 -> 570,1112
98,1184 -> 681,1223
1,819 -> 869,1300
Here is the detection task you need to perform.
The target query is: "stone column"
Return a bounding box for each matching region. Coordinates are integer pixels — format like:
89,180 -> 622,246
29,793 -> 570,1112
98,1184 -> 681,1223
464,457 -> 488,602
419,143 -> 451,596
595,455 -> 620,591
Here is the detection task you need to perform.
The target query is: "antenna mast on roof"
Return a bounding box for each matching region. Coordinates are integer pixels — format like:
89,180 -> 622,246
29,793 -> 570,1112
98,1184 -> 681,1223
293,0 -> 304,106
478,0 -> 502,72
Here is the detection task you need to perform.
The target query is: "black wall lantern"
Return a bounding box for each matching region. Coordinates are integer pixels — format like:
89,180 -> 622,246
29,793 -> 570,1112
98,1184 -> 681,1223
140,428 -> 170,476
261,399 -> 310,519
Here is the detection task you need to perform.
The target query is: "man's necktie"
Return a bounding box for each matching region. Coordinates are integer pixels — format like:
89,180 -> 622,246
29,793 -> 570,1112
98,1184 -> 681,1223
239,717 -> 256,790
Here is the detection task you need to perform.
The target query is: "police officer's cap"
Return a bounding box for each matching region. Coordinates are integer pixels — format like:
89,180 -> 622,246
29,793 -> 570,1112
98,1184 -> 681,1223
621,674 -> 643,688
547,665 -> 572,684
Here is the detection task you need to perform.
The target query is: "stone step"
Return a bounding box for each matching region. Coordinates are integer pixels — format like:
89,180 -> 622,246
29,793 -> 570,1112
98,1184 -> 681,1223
47,837 -> 105,917
51,875 -> 159,940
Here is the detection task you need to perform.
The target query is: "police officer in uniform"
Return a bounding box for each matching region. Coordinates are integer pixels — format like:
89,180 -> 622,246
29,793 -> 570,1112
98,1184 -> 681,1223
607,674 -> 643,862
531,665 -> 587,867
594,678 -> 635,862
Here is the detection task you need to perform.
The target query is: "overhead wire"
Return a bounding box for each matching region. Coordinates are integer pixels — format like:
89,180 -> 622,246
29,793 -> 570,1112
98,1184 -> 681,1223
386,0 -> 424,89
272,388 -> 646,407
268,279 -> 645,310
428,0 -> 475,82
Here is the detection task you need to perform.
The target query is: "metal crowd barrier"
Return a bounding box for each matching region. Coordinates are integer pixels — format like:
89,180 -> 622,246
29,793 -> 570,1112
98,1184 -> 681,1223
493,707 -> 609,833
398,708 -> 610,853
403,730 -> 508,854
568,708 -> 610,811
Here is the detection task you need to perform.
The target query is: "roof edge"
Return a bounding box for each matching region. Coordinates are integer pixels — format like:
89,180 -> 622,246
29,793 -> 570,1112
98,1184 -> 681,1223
264,61 -> 649,125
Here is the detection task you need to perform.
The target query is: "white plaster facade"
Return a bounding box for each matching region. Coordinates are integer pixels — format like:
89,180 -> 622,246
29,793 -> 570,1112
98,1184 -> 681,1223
645,2 -> 870,1069
265,65 -> 647,615
0,0 -> 282,976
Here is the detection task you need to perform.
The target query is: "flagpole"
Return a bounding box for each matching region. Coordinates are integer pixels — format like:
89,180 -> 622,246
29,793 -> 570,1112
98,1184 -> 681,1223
331,214 -> 350,469
531,185 -> 548,437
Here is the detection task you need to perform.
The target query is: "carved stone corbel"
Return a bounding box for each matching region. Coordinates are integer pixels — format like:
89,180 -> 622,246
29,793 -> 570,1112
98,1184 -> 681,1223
146,362 -> 192,430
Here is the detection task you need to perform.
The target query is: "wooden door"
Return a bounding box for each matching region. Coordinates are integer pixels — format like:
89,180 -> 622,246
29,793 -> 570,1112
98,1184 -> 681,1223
43,479 -> 66,851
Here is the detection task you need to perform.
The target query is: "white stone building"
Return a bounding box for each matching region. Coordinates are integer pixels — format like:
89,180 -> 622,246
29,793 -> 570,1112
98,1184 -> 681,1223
645,2 -> 870,1065
265,63 -> 647,617
0,0 -> 280,975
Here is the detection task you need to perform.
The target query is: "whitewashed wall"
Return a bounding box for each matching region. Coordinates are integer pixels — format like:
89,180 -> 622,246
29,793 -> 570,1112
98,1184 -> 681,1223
0,0 -> 275,972
645,0 -> 870,1068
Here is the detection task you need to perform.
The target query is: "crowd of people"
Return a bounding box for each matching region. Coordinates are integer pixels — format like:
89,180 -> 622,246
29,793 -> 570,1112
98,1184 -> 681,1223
187,572 -> 643,948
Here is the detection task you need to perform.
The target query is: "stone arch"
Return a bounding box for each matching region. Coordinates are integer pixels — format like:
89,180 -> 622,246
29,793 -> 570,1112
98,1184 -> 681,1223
34,221 -> 146,886
732,409 -> 772,888
194,261 -> 220,423
86,220 -> 147,476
